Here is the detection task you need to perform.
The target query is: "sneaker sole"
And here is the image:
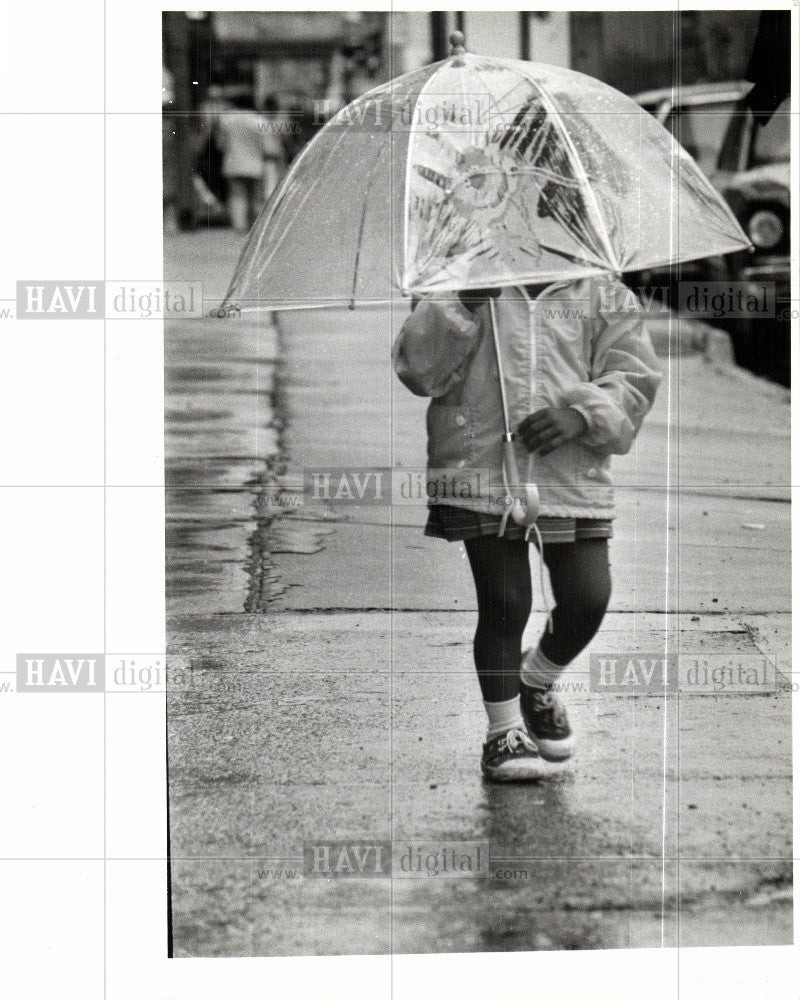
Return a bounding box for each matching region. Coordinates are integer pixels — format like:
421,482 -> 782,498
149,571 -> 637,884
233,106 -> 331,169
481,761 -> 559,782
530,734 -> 575,762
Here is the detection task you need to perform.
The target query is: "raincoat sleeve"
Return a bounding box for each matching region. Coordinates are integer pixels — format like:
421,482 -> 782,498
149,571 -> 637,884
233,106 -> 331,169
561,280 -> 662,455
392,298 -> 482,398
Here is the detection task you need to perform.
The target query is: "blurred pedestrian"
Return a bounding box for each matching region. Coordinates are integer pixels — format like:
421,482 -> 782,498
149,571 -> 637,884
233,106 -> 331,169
196,85 -> 230,205
216,93 -> 271,232
259,96 -> 288,202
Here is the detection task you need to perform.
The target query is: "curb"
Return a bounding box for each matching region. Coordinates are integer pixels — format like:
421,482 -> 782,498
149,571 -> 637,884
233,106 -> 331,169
648,311 -> 789,403
699,323 -> 790,403
245,309 -> 291,612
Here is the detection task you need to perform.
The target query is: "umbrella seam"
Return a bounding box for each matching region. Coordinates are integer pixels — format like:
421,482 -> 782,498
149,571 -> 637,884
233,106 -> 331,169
349,142 -> 389,308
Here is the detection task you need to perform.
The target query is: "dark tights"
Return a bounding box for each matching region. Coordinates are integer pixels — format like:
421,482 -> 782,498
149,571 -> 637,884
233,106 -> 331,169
464,536 -> 611,702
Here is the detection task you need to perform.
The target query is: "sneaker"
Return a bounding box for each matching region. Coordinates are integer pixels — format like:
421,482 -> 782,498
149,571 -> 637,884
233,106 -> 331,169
480,727 -> 552,782
520,682 -> 575,761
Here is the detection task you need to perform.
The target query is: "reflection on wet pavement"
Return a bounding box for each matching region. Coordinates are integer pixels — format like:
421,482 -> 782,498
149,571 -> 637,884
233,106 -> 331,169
168,611 -> 792,956
164,306 -> 283,613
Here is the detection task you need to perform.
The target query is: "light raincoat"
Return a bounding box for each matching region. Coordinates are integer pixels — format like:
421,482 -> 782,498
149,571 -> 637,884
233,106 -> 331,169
393,277 -> 661,521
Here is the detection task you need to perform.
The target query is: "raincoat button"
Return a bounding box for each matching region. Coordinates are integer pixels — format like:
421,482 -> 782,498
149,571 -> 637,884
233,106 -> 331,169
455,414 -> 467,427
456,459 -> 467,469
585,467 -> 598,479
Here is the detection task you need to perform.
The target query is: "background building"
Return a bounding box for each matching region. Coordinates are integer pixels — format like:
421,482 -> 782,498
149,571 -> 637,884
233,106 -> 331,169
162,10 -> 773,229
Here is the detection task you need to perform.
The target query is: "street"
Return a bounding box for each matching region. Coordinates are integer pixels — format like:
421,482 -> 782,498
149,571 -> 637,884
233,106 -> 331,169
165,229 -> 791,956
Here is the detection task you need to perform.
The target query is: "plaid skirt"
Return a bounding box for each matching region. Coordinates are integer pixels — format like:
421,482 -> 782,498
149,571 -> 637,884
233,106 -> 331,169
425,504 -> 613,544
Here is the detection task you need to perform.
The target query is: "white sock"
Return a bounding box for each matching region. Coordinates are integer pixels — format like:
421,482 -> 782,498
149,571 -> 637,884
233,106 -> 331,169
520,645 -> 563,690
484,695 -> 525,738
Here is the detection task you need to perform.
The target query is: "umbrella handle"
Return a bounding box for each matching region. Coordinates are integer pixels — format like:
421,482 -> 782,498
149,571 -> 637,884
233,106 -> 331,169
502,438 -> 540,525
490,297 -> 540,525
488,297 -> 512,439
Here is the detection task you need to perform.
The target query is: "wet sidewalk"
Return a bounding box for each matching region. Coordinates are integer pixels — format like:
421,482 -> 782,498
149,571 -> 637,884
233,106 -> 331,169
165,229 -> 791,958
164,231 -> 282,613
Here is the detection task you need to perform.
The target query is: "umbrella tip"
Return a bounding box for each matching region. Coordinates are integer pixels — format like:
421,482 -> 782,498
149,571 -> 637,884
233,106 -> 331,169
449,30 -> 466,56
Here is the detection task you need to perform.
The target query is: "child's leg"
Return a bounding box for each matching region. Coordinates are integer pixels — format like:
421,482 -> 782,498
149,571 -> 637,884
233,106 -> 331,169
525,538 -> 612,686
464,535 -> 532,708
519,538 -> 611,760
465,534 -> 567,778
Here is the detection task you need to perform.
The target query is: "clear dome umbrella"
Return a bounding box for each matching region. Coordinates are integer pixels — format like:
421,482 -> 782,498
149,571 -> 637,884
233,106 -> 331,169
220,36 -> 750,314
219,34 -> 752,529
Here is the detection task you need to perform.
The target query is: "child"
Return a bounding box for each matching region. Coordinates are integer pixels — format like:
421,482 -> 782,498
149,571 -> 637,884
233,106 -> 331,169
393,280 -> 661,781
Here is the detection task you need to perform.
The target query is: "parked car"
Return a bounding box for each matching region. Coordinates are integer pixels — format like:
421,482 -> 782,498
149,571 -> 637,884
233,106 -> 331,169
637,80 -> 752,171
633,82 -> 790,385
714,96 -> 790,384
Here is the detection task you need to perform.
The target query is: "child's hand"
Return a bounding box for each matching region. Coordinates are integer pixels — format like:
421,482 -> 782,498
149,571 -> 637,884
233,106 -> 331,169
458,287 -> 502,313
517,407 -> 588,455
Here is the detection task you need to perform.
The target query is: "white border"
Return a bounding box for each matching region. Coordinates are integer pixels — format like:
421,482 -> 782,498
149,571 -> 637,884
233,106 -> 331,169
0,2 -> 796,999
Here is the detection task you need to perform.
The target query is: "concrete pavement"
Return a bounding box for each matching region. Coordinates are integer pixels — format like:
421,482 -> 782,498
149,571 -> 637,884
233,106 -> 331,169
164,231 -> 282,614
165,230 -> 791,958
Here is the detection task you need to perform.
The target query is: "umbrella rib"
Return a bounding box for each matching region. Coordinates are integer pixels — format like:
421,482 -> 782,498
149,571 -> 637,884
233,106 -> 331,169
522,74 -> 620,273
348,142 -> 387,308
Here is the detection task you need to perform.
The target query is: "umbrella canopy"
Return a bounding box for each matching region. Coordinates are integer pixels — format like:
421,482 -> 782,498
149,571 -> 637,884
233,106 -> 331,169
222,51 -> 750,312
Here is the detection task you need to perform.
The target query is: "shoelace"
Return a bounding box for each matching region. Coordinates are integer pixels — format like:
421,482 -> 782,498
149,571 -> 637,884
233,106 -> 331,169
501,727 -> 538,754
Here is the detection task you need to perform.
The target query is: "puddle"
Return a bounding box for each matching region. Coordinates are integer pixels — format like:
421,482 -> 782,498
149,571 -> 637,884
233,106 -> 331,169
269,520 -> 335,554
